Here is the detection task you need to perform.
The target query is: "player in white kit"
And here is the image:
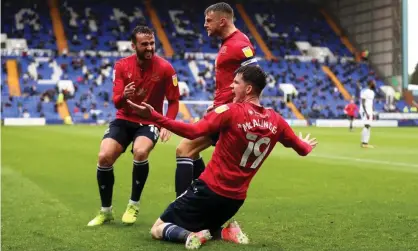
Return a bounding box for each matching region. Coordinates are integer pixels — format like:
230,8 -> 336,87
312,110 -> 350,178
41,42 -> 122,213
360,81 -> 375,148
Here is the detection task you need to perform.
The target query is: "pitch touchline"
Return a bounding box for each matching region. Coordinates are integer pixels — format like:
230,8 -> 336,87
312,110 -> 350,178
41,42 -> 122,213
310,154 -> 418,168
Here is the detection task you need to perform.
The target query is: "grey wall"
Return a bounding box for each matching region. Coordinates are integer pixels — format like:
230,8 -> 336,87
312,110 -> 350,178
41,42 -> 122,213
325,0 -> 401,83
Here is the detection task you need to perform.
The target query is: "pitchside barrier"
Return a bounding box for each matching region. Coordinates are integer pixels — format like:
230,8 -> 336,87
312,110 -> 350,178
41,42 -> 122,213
3,101 -> 418,127
1,117 -> 405,127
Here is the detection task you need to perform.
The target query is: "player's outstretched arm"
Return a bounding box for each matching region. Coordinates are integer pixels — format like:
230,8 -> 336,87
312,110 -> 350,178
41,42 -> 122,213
278,126 -> 318,156
298,132 -> 318,149
127,101 -> 212,139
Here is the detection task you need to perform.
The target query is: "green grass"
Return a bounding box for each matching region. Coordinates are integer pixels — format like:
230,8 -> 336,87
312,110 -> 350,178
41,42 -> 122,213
2,126 -> 418,251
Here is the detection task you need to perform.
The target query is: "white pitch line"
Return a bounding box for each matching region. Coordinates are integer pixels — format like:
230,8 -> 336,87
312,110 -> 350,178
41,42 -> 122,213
310,154 -> 418,169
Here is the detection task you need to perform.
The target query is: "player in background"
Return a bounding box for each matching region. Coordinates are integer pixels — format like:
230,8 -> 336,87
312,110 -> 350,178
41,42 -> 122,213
360,80 -> 375,148
128,65 -> 318,249
175,2 -> 258,197
87,26 -> 180,226
344,99 -> 358,131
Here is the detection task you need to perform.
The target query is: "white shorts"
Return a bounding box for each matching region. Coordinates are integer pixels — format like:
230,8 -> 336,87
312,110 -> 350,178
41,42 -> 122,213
360,111 -> 373,124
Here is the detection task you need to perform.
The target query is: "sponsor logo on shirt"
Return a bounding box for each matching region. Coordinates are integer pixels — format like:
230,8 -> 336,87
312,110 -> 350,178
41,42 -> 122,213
151,73 -> 160,82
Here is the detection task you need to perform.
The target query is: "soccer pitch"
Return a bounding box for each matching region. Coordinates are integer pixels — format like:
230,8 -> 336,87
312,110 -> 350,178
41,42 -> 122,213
2,126 -> 418,251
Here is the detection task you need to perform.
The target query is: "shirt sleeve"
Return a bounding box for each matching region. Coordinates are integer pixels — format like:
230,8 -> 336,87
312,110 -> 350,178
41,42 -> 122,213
276,116 -> 312,156
164,63 -> 180,101
235,43 -> 258,66
201,104 -> 233,131
112,61 -> 125,109
148,104 -> 233,139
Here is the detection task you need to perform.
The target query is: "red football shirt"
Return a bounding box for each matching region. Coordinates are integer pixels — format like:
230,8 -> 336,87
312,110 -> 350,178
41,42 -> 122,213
112,54 -> 180,124
148,103 -> 312,200
344,103 -> 358,117
214,30 -> 256,107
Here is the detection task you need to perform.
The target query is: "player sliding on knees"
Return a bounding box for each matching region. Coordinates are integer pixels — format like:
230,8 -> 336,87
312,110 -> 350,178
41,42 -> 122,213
128,65 -> 318,249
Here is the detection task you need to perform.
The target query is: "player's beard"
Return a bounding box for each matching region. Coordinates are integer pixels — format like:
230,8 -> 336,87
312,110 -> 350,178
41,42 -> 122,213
207,29 -> 213,37
137,50 -> 154,61
207,27 -> 220,37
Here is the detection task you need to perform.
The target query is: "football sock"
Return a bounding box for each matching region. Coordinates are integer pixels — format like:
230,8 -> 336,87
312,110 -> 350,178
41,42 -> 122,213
193,157 -> 205,179
97,166 -> 114,207
101,206 -> 112,213
361,127 -> 369,144
210,227 -> 224,240
130,160 -> 149,202
128,199 -> 139,206
365,128 -> 371,143
349,120 -> 353,130
175,157 -> 193,197
162,223 -> 191,243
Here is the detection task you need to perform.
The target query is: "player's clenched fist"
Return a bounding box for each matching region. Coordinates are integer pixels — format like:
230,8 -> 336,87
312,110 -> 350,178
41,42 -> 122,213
123,82 -> 136,99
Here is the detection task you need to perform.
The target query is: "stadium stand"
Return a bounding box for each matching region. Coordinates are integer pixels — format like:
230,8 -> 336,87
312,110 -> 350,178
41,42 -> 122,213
1,0 -> 404,124
242,1 -> 352,57
1,0 -> 57,50
59,0 -> 164,53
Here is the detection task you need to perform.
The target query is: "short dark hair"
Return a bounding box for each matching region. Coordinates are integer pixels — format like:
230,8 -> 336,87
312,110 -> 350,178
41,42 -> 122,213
235,65 -> 267,95
204,2 -> 234,18
131,26 -> 154,43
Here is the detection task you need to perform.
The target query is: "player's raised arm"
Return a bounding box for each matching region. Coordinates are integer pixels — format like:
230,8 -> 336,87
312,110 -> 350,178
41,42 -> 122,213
277,117 -> 317,156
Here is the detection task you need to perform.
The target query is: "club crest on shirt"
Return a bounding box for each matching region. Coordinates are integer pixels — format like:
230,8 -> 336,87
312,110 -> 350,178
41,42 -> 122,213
214,104 -> 229,114
172,74 -> 178,87
220,46 -> 227,54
